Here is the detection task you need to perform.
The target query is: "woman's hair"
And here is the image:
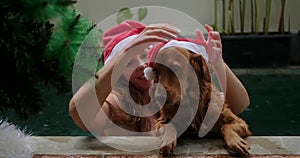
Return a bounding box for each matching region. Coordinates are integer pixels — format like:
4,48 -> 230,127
112,75 -> 154,132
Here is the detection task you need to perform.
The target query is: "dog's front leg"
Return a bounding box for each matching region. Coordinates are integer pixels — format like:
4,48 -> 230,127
220,108 -> 252,157
221,123 -> 251,158
156,121 -> 177,157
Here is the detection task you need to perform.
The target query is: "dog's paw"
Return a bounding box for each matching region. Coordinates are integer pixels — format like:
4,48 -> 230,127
156,123 -> 177,157
224,133 -> 251,158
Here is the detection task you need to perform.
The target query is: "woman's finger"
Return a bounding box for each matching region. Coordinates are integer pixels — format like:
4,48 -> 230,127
147,23 -> 181,35
205,24 -> 214,32
214,40 -> 222,49
196,29 -> 206,43
128,35 -> 169,48
144,29 -> 177,39
210,32 -> 221,40
142,35 -> 170,43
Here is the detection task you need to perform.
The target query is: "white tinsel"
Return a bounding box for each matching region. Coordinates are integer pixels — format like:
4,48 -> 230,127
144,67 -> 155,80
0,119 -> 37,158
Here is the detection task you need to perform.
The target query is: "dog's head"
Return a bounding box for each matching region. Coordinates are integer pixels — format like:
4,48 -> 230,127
153,47 -> 211,105
151,46 -> 212,124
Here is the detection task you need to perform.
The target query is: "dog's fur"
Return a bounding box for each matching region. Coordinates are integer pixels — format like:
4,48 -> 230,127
152,47 -> 252,157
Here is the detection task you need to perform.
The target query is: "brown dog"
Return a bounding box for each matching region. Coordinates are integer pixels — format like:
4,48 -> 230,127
152,47 -> 252,157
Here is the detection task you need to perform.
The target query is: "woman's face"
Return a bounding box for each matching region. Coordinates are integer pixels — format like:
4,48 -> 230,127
122,51 -> 152,92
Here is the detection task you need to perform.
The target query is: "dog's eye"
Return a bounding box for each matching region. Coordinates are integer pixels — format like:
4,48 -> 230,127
153,70 -> 159,82
171,64 -> 180,72
154,70 -> 159,76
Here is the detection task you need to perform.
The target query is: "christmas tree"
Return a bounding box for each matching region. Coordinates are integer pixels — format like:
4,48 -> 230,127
0,0 -> 95,119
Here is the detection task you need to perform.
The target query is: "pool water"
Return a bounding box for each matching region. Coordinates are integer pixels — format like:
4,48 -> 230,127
238,74 -> 300,136
1,74 -> 300,136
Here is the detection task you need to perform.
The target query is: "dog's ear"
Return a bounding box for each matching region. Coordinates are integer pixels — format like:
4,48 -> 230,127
153,63 -> 161,83
190,53 -> 211,82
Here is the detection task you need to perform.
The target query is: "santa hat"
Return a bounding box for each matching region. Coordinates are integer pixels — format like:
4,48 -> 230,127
102,20 -> 146,64
102,20 -> 210,81
143,38 -> 208,80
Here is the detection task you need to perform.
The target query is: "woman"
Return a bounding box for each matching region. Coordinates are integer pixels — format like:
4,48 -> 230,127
68,20 -> 250,135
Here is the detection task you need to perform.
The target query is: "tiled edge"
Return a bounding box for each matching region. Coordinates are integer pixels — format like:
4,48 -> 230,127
32,136 -> 300,157
232,67 -> 300,75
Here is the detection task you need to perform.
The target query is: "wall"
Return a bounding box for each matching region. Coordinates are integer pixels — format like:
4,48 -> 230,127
75,0 -> 300,33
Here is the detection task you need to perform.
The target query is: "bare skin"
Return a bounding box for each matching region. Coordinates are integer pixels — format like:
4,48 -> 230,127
199,24 -> 250,114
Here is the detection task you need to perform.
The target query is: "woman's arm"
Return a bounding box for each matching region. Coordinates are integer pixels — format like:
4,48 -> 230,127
203,24 -> 250,115
68,23 -> 180,131
69,97 -> 88,131
224,63 -> 250,114
69,68 -> 114,131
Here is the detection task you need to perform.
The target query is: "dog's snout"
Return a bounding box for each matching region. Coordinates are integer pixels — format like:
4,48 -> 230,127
152,83 -> 167,105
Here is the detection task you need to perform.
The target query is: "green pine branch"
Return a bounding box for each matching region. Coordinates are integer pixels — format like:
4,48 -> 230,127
46,8 -> 94,78
0,0 -> 93,119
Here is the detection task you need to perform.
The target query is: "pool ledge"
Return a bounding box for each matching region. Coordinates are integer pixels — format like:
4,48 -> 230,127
32,136 -> 300,157
232,66 -> 300,75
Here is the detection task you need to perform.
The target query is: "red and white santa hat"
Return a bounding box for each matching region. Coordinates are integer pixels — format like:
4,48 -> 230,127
102,20 -> 146,64
102,20 -> 209,80
143,38 -> 208,80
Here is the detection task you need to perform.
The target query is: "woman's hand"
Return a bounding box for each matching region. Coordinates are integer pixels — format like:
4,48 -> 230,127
204,25 -> 223,66
194,24 -> 223,66
194,25 -> 227,95
124,23 -> 181,52
195,25 -> 250,114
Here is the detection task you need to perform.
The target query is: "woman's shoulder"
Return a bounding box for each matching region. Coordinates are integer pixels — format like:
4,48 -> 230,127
106,93 -> 116,103
105,92 -> 126,109
105,93 -> 133,121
